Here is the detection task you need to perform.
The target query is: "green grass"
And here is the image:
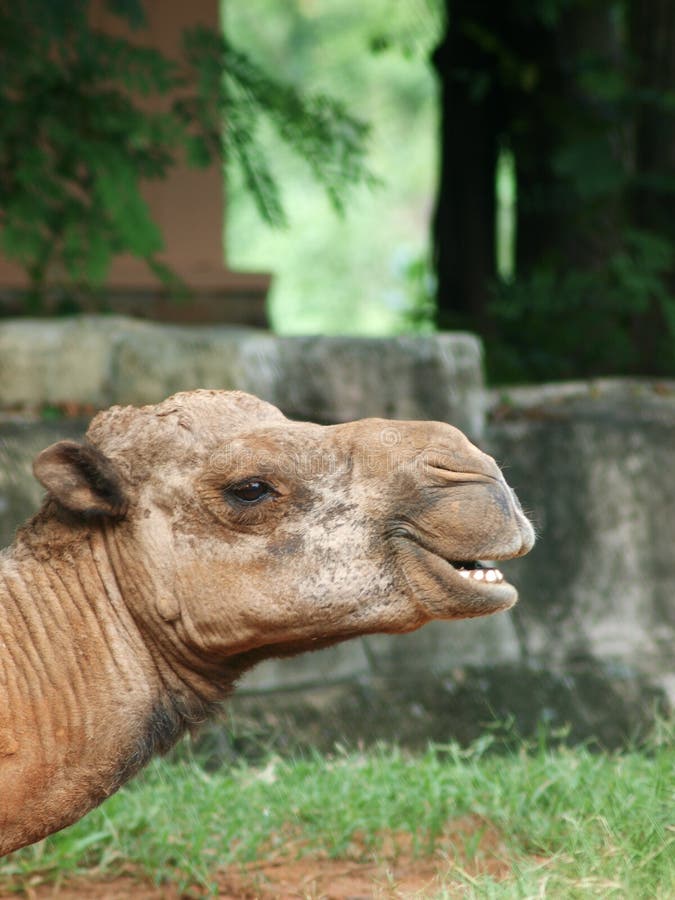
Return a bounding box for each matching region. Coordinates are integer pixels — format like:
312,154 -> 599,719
1,725 -> 673,898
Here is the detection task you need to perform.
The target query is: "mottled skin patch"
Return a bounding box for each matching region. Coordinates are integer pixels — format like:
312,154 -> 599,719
0,390 -> 533,856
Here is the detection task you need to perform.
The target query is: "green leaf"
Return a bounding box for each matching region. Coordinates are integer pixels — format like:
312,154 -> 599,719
92,153 -> 164,256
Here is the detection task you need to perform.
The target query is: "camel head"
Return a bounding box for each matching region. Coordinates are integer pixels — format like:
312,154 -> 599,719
31,390 -> 534,670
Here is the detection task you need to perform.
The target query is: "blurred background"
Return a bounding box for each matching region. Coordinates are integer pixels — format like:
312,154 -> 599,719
225,0 -> 441,337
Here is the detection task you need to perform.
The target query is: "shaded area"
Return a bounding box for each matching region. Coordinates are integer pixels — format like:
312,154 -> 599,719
433,0 -> 675,380
206,664 -> 668,765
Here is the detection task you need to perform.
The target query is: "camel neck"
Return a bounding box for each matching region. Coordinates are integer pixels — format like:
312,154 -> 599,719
0,536 -> 153,718
0,537 -> 182,853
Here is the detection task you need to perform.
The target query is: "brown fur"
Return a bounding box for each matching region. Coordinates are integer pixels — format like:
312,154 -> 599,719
0,390 -> 534,855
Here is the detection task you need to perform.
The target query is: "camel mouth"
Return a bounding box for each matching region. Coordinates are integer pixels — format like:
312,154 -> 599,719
424,550 -> 516,598
392,534 -> 520,619
420,547 -> 519,614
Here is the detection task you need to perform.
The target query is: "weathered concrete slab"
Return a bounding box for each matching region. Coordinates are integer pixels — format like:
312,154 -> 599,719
0,316 -> 485,437
486,379 -> 675,703
241,613 -> 521,693
0,318 -> 117,409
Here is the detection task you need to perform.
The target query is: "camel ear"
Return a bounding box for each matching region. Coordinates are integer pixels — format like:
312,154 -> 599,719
33,441 -> 128,517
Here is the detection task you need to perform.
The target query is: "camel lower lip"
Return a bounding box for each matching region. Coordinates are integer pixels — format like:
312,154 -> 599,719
400,541 -> 519,618
416,546 -> 513,590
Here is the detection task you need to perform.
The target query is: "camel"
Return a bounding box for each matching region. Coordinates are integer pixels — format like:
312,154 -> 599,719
0,390 -> 534,855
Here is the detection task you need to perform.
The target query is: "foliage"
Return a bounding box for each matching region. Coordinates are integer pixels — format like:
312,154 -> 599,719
397,254 -> 437,333
489,230 -> 675,382
366,0 -> 444,59
0,0 -> 371,307
1,722 -> 673,897
219,32 -> 373,228
434,0 -> 675,380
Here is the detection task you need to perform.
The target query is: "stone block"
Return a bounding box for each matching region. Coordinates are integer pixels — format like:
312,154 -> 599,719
0,318 -> 118,409
0,316 -> 485,438
487,379 -> 675,703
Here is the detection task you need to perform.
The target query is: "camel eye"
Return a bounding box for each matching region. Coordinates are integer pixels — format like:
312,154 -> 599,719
227,479 -> 275,504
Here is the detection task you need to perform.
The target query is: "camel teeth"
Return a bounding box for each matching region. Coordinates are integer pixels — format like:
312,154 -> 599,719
456,567 -> 505,584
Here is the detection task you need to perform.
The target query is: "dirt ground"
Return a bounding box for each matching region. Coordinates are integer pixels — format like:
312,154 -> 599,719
4,816 -> 530,899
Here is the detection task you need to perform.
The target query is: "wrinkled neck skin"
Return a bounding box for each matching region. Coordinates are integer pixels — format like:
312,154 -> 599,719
0,519 -> 252,857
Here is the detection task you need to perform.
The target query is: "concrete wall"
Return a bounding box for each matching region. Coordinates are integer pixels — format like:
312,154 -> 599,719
486,381 -> 675,700
1,317 -> 672,748
0,316 -> 484,433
